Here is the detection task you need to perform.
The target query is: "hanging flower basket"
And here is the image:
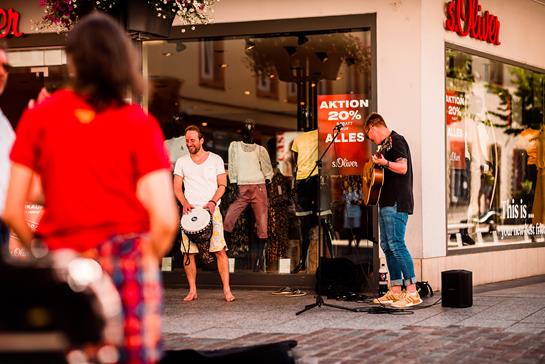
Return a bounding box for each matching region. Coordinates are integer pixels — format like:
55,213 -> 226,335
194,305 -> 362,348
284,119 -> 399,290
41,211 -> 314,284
37,0 -> 216,36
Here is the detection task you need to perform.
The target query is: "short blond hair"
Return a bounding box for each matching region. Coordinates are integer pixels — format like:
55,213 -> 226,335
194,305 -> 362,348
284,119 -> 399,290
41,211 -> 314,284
364,112 -> 387,129
185,125 -> 203,139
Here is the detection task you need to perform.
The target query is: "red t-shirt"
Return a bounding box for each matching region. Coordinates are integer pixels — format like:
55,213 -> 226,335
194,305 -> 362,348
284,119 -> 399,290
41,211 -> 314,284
10,89 -> 170,252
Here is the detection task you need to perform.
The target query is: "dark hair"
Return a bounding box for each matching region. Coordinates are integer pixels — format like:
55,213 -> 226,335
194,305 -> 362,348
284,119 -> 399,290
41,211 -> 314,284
364,112 -> 387,131
185,125 -> 204,139
65,13 -> 143,111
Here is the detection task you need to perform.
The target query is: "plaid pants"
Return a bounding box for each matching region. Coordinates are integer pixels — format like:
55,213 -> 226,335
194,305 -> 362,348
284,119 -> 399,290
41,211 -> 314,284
96,233 -> 163,364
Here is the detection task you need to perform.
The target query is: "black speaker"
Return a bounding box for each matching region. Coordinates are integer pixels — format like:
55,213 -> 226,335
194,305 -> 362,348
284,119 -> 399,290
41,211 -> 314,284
315,257 -> 365,297
441,269 -> 473,308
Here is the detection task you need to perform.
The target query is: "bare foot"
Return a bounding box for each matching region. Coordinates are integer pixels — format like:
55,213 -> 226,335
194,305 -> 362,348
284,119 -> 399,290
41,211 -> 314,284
183,291 -> 198,302
224,291 -> 235,302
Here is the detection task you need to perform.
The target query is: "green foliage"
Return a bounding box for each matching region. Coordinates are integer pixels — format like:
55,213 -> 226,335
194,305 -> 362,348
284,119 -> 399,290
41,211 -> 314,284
447,48 -> 545,136
446,49 -> 474,82
511,68 -> 545,131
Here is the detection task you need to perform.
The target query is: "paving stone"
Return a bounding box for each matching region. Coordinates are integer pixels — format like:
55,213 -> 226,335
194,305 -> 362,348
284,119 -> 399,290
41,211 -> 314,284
161,277 -> 545,362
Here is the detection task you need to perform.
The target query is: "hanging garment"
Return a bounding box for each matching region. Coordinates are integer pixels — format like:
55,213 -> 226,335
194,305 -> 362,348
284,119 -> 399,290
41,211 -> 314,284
220,184 -> 250,256
228,141 -> 273,184
266,170 -> 293,264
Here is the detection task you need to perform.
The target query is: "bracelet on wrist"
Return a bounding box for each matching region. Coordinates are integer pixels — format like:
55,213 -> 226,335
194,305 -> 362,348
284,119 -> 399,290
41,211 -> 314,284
209,200 -> 217,205
386,161 -> 390,168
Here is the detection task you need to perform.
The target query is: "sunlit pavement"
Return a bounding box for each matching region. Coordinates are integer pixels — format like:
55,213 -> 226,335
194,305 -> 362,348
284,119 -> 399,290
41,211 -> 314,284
162,276 -> 545,363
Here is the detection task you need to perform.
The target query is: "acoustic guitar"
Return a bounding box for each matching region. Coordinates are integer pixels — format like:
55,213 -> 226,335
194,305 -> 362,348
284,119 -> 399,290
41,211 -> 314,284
362,138 -> 392,206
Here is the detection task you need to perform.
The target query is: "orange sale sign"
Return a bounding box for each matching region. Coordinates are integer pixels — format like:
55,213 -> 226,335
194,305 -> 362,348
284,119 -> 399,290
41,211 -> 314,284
446,90 -> 466,169
318,94 -> 369,176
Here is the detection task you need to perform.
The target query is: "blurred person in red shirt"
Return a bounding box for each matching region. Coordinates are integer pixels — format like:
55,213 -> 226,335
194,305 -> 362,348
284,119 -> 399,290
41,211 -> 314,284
3,13 -> 179,364
0,40 -> 15,254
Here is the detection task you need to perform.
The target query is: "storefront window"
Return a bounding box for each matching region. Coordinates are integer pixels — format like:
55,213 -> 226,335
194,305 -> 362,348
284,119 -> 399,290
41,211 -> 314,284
0,48 -> 68,260
446,46 -> 545,250
0,49 -> 68,128
144,29 -> 373,274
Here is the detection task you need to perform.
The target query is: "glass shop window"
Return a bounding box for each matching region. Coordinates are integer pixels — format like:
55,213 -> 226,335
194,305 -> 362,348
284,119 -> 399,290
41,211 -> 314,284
446,47 -> 545,250
144,29 -> 374,275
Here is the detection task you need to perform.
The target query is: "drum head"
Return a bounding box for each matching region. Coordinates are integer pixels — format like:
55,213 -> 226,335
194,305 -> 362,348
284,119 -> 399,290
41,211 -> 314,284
181,207 -> 212,233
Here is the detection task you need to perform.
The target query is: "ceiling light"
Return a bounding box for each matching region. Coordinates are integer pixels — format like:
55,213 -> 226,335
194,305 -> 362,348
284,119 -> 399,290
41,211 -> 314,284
175,41 -> 186,52
297,35 -> 309,46
284,46 -> 297,56
201,122 -> 208,126
244,90 -> 251,95
245,39 -> 256,50
220,63 -> 228,68
316,52 -> 328,63
162,52 -> 172,57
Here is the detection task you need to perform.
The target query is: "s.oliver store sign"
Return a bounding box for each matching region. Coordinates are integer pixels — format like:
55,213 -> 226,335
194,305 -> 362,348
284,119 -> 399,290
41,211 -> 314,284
0,8 -> 23,38
444,0 -> 501,45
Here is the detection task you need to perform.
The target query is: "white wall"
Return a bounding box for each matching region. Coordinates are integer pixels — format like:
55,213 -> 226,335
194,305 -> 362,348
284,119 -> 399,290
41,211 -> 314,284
2,1 -> 43,34
443,0 -> 545,69
420,0 -> 448,259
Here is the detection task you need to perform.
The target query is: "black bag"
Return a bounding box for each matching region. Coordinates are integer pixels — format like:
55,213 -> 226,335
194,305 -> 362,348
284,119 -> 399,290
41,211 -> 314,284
416,281 -> 434,297
162,340 -> 297,364
315,257 -> 365,297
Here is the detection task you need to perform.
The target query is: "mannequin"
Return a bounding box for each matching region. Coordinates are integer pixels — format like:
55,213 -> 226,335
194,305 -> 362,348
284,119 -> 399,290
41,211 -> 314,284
343,184 -> 363,247
224,120 -> 273,271
163,113 -> 187,265
291,130 -> 318,273
164,135 -> 187,170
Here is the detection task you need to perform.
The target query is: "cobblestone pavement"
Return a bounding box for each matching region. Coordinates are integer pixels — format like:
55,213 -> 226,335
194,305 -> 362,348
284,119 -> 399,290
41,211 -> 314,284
162,276 -> 545,363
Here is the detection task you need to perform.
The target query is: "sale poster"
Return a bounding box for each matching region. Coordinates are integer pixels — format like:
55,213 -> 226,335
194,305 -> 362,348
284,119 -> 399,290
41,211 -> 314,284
446,90 -> 466,169
446,90 -> 465,125
317,94 -> 369,176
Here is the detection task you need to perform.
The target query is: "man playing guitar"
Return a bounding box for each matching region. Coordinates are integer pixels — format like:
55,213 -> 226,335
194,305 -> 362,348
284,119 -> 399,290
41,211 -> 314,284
364,113 -> 422,308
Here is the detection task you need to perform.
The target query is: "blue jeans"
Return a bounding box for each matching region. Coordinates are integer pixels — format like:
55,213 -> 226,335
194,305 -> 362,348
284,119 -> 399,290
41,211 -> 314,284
379,205 -> 417,287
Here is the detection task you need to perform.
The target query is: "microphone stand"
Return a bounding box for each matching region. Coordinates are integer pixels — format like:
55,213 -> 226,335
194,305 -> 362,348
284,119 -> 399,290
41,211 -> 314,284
296,123 -> 357,315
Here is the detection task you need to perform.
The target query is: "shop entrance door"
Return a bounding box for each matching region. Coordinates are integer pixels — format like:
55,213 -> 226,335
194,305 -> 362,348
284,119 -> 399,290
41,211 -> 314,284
0,69 -> 44,128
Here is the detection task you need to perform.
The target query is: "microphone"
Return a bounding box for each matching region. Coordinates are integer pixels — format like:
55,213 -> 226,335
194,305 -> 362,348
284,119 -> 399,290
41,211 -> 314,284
333,123 -> 343,132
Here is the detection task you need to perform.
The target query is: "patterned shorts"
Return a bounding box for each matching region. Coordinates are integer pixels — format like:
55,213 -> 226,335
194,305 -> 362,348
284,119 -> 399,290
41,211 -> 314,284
180,207 -> 227,254
95,233 -> 162,364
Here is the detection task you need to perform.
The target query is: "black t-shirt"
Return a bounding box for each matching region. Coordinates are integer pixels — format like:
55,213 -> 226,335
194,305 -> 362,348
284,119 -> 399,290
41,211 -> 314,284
379,131 -> 414,214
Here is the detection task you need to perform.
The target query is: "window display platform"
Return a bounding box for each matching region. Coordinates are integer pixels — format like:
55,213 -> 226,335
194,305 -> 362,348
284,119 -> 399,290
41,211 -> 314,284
163,270 -> 316,290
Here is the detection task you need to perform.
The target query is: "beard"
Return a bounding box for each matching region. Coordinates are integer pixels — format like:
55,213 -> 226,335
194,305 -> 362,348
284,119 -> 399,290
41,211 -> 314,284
188,145 -> 201,154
